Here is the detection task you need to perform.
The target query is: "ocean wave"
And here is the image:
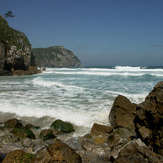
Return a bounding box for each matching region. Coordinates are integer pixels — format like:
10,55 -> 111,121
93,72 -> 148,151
0,101 -> 109,129
33,77 -> 84,90
114,66 -> 146,71
53,71 -> 163,77
107,90 -> 147,103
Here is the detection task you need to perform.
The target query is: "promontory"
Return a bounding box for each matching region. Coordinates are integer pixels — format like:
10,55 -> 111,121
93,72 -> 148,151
33,46 -> 82,67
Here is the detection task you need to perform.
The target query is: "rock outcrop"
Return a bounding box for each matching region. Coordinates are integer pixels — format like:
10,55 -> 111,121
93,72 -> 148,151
33,46 -> 82,67
0,15 -> 41,76
109,95 -> 137,130
134,81 -> 163,155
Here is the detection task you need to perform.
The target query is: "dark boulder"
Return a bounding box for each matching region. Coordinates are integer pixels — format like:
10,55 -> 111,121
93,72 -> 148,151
51,119 -> 75,133
134,81 -> 163,155
109,95 -> 137,130
11,127 -> 36,139
34,148 -> 51,163
2,150 -> 35,163
4,118 -> 22,128
90,123 -> 113,138
12,66 -> 42,76
39,129 -> 56,141
47,141 -> 82,163
35,141 -> 82,163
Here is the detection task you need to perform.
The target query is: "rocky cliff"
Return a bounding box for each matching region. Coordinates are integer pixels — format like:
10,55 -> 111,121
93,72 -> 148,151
0,15 -> 40,76
33,46 -> 82,67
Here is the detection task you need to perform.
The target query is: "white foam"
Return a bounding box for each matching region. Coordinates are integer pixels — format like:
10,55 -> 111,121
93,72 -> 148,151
33,77 -> 84,90
115,66 -> 144,71
0,101 -> 109,129
53,71 -> 163,77
107,90 -> 147,103
48,66 -> 163,77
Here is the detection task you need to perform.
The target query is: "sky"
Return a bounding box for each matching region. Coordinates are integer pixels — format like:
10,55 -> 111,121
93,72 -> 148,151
0,0 -> 163,66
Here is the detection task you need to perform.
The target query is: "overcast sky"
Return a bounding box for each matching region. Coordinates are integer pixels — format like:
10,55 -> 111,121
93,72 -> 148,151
0,0 -> 163,66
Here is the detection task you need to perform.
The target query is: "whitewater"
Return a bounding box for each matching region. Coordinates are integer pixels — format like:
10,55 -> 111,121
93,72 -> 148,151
0,66 -> 163,137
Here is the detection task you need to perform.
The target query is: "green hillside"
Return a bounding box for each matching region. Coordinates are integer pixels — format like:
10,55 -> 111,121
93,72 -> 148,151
33,46 -> 82,67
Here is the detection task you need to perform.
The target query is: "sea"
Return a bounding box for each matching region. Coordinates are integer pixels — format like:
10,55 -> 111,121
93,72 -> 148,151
0,66 -> 163,138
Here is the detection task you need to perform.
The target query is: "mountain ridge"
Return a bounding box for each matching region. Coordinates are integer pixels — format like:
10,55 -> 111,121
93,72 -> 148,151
33,46 -> 82,67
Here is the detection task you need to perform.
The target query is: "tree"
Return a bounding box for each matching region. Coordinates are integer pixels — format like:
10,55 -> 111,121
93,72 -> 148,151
4,11 -> 15,19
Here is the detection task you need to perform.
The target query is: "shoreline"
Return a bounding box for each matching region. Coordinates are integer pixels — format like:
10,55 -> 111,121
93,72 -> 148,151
0,81 -> 163,162
0,111 -> 92,140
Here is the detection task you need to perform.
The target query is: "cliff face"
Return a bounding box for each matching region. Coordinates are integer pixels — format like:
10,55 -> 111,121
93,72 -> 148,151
33,46 -> 82,67
0,15 -> 37,75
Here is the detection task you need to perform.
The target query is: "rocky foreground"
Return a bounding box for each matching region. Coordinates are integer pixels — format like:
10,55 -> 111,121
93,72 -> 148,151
0,81 -> 163,162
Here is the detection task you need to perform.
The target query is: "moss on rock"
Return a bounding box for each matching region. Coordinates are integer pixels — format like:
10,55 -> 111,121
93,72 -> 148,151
51,119 -> 75,133
11,127 -> 36,139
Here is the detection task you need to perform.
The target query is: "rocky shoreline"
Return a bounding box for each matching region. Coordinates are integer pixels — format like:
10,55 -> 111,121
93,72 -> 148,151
0,81 -> 163,162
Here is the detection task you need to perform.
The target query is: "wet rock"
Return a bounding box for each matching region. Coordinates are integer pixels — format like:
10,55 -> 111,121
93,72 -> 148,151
108,127 -> 136,143
90,123 -> 113,138
51,119 -> 75,133
2,150 -> 35,163
39,129 -> 56,141
11,127 -> 36,139
21,138 -> 33,148
34,148 -> 51,163
110,137 -> 128,160
114,139 -> 163,163
109,95 -> 137,130
42,67 -> 46,71
47,141 -> 82,163
64,137 -> 82,151
12,66 -> 42,76
82,140 -> 93,152
2,134 -> 19,144
4,118 -> 22,128
107,128 -> 136,159
134,81 -> 163,155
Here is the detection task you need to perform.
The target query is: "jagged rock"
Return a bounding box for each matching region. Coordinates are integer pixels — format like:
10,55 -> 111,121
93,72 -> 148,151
21,138 -> 33,148
51,119 -> 75,133
2,150 -> 35,163
33,46 -> 82,67
107,127 -> 136,160
12,66 -> 42,76
110,137 -> 128,160
34,148 -> 51,163
90,123 -> 113,138
4,118 -> 22,128
114,139 -> 163,163
109,95 -> 137,130
134,81 -> 163,155
11,127 -> 36,139
47,141 -> 82,163
39,129 -> 56,141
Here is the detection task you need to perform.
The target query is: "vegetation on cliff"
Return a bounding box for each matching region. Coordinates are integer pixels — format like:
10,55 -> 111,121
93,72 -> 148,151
0,15 -> 31,51
33,46 -> 82,67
